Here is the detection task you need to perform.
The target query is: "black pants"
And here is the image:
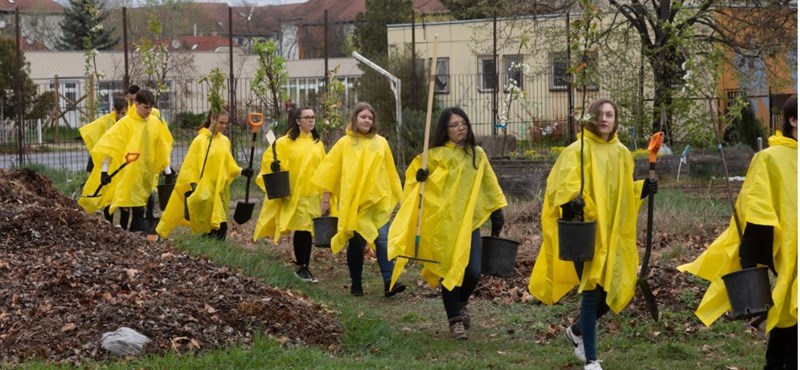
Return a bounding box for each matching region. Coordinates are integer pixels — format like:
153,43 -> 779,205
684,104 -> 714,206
205,222 -> 228,241
765,325 -> 797,369
294,231 -> 312,267
128,206 -> 148,233
103,207 -> 130,229
442,229 -> 482,319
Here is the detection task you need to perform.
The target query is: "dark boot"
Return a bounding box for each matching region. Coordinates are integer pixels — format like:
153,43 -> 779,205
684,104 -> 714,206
384,281 -> 406,297
448,316 -> 467,340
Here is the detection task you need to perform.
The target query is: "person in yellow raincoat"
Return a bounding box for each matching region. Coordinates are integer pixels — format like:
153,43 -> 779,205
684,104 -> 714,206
253,106 -> 326,283
678,95 -> 797,369
387,107 -> 506,340
78,96 -> 130,226
311,102 -> 406,297
79,89 -> 174,233
156,109 -> 252,240
528,99 -> 656,370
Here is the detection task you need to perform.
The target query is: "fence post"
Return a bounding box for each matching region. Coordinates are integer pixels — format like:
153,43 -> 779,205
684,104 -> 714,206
37,119 -> 42,145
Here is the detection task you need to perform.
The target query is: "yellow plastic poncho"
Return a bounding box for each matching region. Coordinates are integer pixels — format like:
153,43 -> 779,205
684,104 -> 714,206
79,111 -> 118,153
253,133 -> 326,242
529,131 -> 645,313
388,142 -> 507,290
156,128 -> 241,237
310,129 -> 401,253
678,132 -> 797,331
78,109 -> 173,213
77,112 -> 118,211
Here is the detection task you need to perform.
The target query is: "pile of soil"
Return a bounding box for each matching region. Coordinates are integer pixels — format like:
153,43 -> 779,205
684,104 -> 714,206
0,169 -> 341,364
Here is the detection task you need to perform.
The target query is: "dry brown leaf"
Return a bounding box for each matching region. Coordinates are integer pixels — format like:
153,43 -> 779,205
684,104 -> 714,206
61,323 -> 76,332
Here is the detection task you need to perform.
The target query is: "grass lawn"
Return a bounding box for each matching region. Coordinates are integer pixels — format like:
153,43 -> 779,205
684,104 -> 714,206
13,169 -> 767,370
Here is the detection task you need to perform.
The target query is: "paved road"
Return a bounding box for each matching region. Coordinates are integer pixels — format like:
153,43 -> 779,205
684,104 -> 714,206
0,145 -> 265,172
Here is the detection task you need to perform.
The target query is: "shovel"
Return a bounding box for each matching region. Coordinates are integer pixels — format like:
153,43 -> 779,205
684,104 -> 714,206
83,152 -> 140,198
397,34 -> 440,264
233,112 -> 264,224
639,129 -> 663,322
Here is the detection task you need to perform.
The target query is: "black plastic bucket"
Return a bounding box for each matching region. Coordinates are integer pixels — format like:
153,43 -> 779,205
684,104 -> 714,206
263,172 -> 291,199
157,183 -> 174,210
481,236 -> 520,277
722,266 -> 773,320
557,219 -> 596,261
312,216 -> 338,248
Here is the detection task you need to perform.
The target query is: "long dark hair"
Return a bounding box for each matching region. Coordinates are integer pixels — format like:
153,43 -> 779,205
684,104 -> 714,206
431,107 -> 478,168
286,105 -> 320,141
782,95 -> 797,140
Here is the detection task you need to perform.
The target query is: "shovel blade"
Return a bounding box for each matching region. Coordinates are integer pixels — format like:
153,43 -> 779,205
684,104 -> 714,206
638,279 -> 659,321
233,201 -> 255,225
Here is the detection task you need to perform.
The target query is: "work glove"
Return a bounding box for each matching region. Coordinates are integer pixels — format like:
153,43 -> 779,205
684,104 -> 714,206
490,209 -> 505,237
100,171 -> 112,186
560,197 -> 585,221
270,160 -> 282,173
163,168 -> 177,184
641,178 -> 658,199
241,167 -> 254,178
416,168 -> 429,182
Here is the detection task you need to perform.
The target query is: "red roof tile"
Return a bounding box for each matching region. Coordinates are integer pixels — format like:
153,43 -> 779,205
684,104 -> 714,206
0,0 -> 62,13
291,0 -> 447,25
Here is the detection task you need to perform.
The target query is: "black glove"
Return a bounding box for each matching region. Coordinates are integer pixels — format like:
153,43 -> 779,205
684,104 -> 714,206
100,171 -> 111,185
561,197 -> 585,221
416,168 -> 429,182
163,169 -> 177,184
490,209 -> 505,237
641,178 -> 658,199
241,167 -> 254,178
270,160 -> 282,173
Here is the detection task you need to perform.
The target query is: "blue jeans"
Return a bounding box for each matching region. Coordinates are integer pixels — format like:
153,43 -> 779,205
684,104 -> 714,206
572,262 -> 610,363
442,229 -> 482,319
347,223 -> 394,286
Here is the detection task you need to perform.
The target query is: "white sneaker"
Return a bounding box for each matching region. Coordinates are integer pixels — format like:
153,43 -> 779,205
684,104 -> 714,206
565,325 -> 586,363
584,360 -> 603,370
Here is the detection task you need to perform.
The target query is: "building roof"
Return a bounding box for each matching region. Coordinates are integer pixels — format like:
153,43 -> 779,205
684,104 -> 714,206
0,0 -> 62,13
162,35 -> 231,52
24,50 -> 363,81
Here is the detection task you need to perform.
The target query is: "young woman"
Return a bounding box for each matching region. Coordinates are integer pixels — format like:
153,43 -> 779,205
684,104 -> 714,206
528,99 -> 656,370
311,102 -> 406,297
78,96 -> 129,226
156,109 -> 252,240
253,106 -> 327,283
387,107 -> 506,340
679,95 -> 797,369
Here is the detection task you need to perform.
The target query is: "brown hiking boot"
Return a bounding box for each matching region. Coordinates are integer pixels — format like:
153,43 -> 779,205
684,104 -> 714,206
459,302 -> 470,330
448,316 -> 467,340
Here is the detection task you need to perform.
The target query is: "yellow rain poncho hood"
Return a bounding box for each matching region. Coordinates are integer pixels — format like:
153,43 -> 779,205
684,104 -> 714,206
388,143 -> 507,290
78,109 -> 172,213
311,129 -> 401,253
156,128 -> 241,237
253,133 -> 326,242
529,131 -> 645,313
79,112 -> 118,153
678,132 -> 797,331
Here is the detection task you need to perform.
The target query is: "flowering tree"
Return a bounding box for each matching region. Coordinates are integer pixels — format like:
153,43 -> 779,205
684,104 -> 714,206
318,66 -> 345,146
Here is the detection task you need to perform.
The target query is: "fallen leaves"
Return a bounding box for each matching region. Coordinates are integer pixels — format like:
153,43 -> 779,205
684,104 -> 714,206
0,169 -> 342,365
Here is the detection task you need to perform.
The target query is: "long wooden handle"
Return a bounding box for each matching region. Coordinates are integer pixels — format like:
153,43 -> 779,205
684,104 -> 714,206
414,34 -> 439,257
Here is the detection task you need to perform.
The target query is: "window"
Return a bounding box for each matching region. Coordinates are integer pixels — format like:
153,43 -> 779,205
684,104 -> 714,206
434,57 -> 449,94
503,54 -> 524,92
478,55 -> 497,92
550,52 -> 570,91
550,51 -> 599,91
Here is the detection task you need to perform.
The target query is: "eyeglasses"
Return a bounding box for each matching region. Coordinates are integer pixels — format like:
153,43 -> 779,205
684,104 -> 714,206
448,121 -> 467,129
300,116 -> 316,121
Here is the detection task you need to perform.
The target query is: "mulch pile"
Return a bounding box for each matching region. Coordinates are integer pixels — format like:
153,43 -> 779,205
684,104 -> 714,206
0,169 -> 341,364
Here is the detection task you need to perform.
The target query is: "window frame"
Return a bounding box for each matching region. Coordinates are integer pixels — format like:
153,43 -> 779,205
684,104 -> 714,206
477,55 -> 497,93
